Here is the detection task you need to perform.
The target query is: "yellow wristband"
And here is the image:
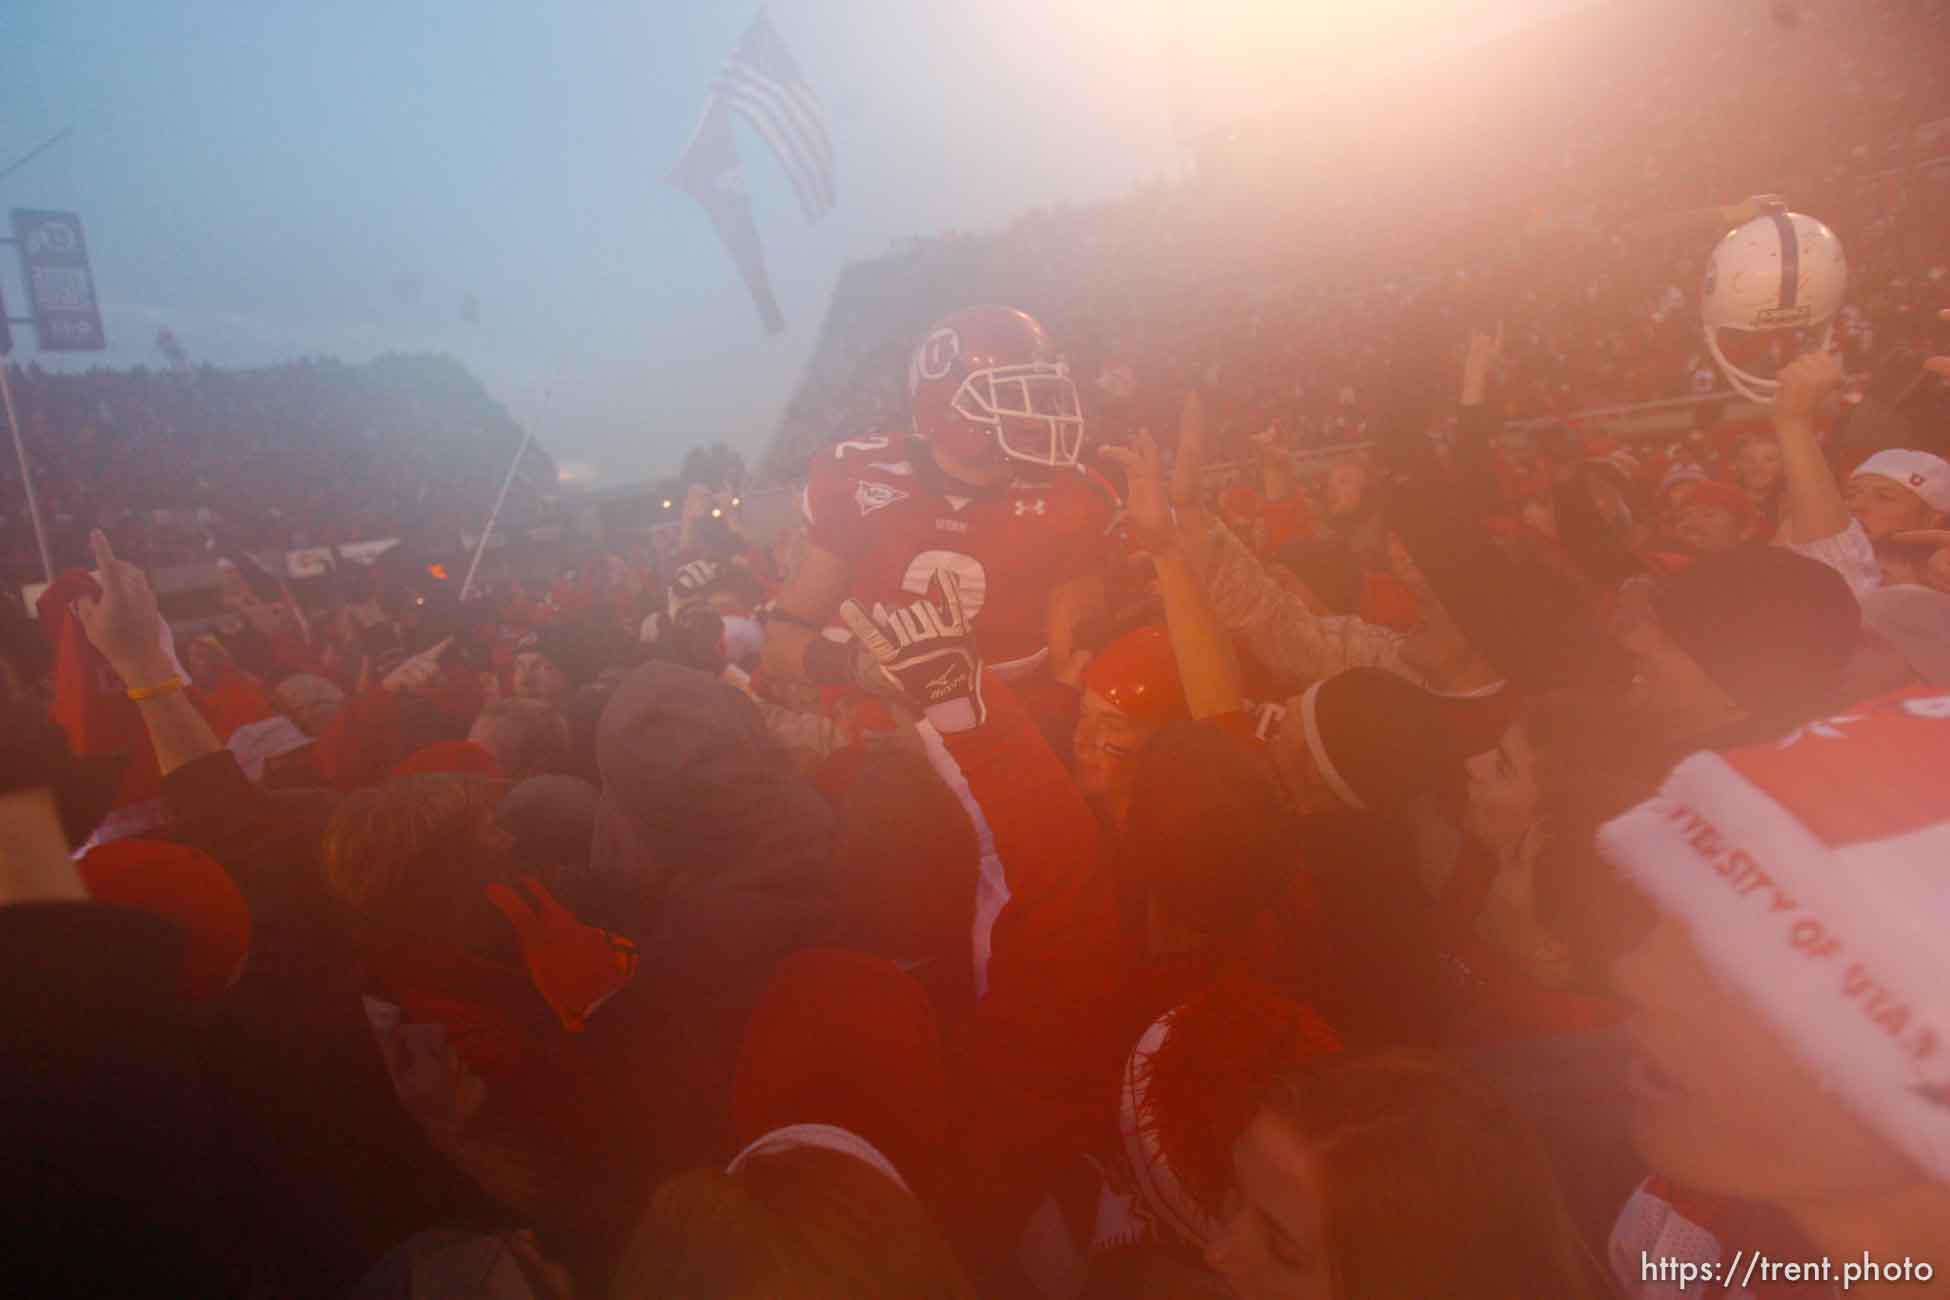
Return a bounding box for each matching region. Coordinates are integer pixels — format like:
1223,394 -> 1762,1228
125,674 -> 186,702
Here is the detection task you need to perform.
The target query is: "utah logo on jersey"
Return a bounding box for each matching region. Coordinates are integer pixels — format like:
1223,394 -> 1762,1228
855,479 -> 909,517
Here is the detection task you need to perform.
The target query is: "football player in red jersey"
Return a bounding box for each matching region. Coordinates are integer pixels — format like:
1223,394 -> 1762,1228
763,306 -> 1120,692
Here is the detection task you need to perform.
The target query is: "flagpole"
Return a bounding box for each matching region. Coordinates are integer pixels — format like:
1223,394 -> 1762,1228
0,126 -> 73,187
0,360 -> 54,585
460,417 -> 540,602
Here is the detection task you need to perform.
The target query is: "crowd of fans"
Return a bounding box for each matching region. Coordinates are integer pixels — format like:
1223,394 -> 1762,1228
8,3 -> 1950,1299
764,0 -> 1950,480
0,352 -> 550,586
7,271 -> 1950,1295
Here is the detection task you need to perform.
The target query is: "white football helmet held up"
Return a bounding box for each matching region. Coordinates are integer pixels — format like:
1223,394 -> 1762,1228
1701,208 -> 1847,405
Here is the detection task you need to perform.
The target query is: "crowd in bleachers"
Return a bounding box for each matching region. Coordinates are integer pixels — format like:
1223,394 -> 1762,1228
1,353 -> 548,585
765,0 -> 1950,480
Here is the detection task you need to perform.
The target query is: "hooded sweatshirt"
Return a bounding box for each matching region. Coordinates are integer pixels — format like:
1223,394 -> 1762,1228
580,660 -> 839,1009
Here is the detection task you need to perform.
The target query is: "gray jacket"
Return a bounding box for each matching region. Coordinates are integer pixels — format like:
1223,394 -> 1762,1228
581,661 -> 838,978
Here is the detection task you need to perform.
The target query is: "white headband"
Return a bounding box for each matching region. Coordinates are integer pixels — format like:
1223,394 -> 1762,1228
1119,1014 -> 1216,1247
725,1123 -> 911,1195
1597,691 -> 1950,1184
1299,680 -> 1367,812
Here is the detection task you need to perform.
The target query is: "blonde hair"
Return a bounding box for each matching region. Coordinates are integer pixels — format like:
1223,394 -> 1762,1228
608,1147 -> 977,1300
321,773 -> 509,934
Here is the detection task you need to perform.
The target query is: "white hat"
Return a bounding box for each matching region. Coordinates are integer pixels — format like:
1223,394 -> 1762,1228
1852,449 -> 1950,515
1598,689 -> 1950,1182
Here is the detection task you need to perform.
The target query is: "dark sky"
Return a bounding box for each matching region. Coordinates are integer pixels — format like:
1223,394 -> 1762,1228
2,1 -> 1586,487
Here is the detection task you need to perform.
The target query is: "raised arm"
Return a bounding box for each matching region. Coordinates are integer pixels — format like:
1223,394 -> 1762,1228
1160,394 -> 1419,687
1257,428 -> 1295,504
1046,571 -> 1106,687
1764,350 -> 1887,598
1452,323 -> 1507,520
758,540 -> 855,685
1100,397 -> 1244,718
73,530 -> 223,779
1771,351 -> 1853,545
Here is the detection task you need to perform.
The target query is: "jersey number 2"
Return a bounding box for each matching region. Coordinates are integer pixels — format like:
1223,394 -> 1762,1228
901,549 -> 989,622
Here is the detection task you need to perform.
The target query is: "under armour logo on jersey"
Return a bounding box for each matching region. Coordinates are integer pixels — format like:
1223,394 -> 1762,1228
1014,498 -> 1047,517
855,480 -> 909,517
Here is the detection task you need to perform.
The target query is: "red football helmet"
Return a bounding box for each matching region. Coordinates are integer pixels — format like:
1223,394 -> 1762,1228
1083,625 -> 1188,725
908,306 -> 1083,469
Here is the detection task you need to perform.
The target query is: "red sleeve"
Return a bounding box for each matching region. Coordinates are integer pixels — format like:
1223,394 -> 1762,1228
47,605 -> 163,808
933,676 -> 1130,1233
939,677 -> 1109,937
801,442 -> 889,564
1044,467 -> 1119,587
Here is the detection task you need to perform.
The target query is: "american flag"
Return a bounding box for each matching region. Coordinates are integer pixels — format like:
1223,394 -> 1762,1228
707,9 -> 834,224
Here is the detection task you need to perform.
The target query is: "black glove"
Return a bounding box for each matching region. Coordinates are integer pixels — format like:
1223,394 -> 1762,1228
839,572 -> 985,733
667,560 -> 722,617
